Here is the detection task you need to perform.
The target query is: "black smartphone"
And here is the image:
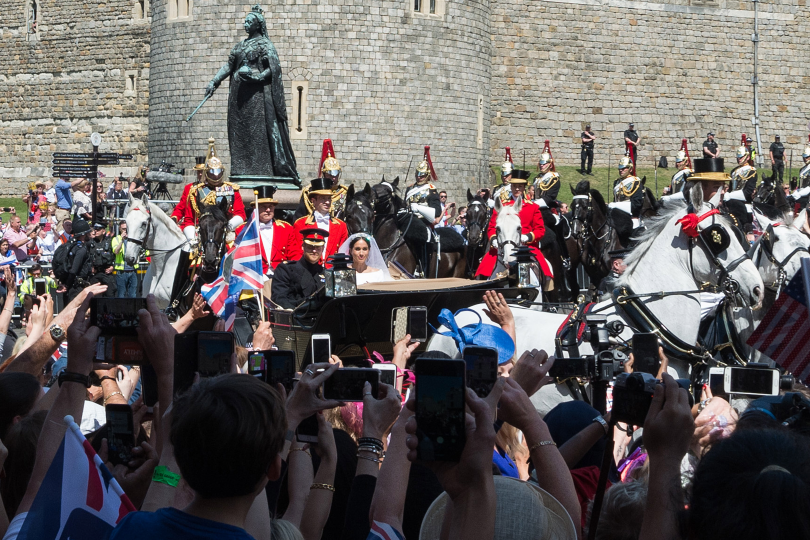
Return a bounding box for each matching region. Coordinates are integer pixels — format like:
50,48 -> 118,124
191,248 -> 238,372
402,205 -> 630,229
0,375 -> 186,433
173,332 -> 198,396
297,414 -> 319,444
323,368 -> 379,402
34,278 -> 46,296
197,331 -> 233,377
632,333 -> 660,375
415,358 -> 466,462
249,350 -> 296,393
463,346 -> 498,397
408,306 -> 428,342
105,404 -> 135,467
91,298 -> 147,364
549,357 -> 590,379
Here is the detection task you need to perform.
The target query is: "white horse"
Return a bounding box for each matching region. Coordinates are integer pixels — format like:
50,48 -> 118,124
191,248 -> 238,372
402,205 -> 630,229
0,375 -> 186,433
490,196 -> 523,278
431,185 -> 765,415
124,194 -> 189,308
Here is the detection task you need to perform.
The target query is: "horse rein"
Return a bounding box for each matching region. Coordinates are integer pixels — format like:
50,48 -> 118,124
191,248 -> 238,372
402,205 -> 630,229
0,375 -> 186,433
749,226 -> 810,295
126,206 -> 190,255
198,210 -> 227,265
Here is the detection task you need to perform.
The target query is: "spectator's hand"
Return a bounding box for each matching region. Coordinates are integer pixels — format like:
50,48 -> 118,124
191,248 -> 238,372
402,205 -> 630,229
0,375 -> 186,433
28,298 -> 49,329
405,379 -> 505,500
66,293 -> 100,376
392,334 -> 419,370
362,382 -> 401,440
251,321 -> 274,350
312,413 -> 337,464
643,373 -> 694,464
656,347 -> 669,380
137,294 -> 176,378
4,267 -> 16,296
481,290 -> 514,330
624,353 -> 634,373
328,355 -> 343,367
496,377 -> 540,432
285,362 -> 344,427
510,349 -> 554,397
102,439 -> 159,509
189,293 -> 211,321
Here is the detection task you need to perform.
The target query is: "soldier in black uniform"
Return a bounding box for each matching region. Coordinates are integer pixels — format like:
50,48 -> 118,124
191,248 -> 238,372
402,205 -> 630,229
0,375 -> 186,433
769,135 -> 785,184
580,124 -> 595,174
89,221 -> 117,297
64,219 -> 94,302
271,228 -> 327,310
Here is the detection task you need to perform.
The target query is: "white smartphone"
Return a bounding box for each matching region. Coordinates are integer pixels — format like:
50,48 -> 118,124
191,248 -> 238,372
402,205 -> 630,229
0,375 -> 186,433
373,363 -> 400,392
311,333 -> 331,365
723,367 -> 779,396
707,367 -> 726,396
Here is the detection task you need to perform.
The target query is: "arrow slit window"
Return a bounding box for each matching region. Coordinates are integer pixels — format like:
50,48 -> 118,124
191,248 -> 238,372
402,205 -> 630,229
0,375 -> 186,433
168,0 -> 192,21
412,0 -> 444,17
291,81 -> 308,140
27,0 -> 39,35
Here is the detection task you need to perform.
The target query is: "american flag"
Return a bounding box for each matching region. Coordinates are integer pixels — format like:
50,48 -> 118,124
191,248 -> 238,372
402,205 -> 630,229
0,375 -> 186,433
200,211 -> 265,330
746,260 -> 810,382
16,415 -> 135,540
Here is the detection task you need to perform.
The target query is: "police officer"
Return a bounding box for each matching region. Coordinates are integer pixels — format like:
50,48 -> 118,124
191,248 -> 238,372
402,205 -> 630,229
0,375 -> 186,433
18,263 -> 57,308
671,150 -> 693,193
271,228 -> 328,310
63,219 -> 93,302
769,135 -> 785,184
581,124 -> 595,174
88,221 -> 116,297
624,123 -> 641,157
702,132 -> 719,158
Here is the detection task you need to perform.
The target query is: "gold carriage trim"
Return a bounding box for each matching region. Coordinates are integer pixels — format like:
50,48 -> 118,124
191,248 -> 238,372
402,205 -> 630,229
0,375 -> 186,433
188,181 -> 241,218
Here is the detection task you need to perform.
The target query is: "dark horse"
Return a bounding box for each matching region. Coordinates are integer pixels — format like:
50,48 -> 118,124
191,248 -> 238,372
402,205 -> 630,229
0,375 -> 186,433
198,199 -> 229,284
568,180 -> 613,294
344,183 -> 375,234
464,189 -> 490,277
362,177 -> 467,278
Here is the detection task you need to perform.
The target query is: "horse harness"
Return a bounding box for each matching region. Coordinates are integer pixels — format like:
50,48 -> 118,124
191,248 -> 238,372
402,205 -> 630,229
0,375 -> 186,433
748,224 -> 810,296
198,209 -> 228,263
571,193 -> 612,269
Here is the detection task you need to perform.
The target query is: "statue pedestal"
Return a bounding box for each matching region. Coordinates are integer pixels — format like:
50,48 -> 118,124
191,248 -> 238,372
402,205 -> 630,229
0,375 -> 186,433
230,175 -> 301,190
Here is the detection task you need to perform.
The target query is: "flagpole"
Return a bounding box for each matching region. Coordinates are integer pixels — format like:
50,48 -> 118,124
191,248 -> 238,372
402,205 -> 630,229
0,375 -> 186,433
255,192 -> 266,323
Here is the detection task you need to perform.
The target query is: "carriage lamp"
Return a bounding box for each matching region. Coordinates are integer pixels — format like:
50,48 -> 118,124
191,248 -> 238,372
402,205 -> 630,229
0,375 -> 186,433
514,246 -> 540,288
325,253 -> 357,298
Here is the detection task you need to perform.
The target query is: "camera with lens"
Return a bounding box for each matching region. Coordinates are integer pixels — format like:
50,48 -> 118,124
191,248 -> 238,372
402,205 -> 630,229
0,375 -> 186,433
612,372 -> 660,427
744,392 -> 810,433
552,315 -> 627,382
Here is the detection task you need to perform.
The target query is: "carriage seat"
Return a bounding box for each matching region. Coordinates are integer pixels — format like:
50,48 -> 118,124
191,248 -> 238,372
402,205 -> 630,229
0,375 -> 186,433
608,201 -> 641,229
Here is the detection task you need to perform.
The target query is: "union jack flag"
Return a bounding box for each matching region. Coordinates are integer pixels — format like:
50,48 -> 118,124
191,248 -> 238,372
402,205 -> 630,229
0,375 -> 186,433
747,259 -> 810,382
16,415 -> 135,540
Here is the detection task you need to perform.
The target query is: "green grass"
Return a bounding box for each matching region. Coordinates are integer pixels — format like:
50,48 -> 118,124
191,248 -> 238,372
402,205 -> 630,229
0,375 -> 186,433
0,198 -> 30,222
492,165 -> 779,205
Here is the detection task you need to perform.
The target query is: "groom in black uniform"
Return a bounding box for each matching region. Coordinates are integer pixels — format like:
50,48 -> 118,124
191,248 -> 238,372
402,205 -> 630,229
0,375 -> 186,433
271,228 -> 328,310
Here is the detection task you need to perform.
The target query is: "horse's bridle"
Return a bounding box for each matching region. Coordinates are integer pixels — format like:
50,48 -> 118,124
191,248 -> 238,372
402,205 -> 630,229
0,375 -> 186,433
346,196 -> 376,235
199,210 -> 227,266
749,225 -> 810,294
571,193 -> 611,270
688,215 -> 751,298
126,207 -> 152,248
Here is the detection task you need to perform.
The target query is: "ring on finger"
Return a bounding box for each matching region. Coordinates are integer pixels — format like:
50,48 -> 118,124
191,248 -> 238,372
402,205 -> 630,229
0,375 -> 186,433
305,369 -> 314,376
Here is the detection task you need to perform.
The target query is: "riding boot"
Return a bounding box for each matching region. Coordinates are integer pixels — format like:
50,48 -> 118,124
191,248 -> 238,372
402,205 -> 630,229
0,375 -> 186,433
555,221 -> 570,269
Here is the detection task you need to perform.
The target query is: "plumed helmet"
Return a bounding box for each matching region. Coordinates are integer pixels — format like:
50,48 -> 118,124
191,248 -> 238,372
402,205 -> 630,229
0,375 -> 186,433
618,156 -> 633,170
321,156 -> 341,174
676,150 -> 687,163
803,146 -> 810,159
205,155 -> 224,183
416,160 -> 430,177
538,153 -> 552,166
736,145 -> 750,159
501,161 -> 514,177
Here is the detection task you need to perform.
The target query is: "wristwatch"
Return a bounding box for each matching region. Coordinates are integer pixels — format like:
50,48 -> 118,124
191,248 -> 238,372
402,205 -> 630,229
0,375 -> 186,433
593,415 -> 610,435
49,324 -> 66,342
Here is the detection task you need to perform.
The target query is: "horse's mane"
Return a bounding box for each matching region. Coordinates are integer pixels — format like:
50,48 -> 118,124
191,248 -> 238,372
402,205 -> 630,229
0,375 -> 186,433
622,205 -> 684,272
146,200 -> 183,236
589,189 -> 607,213
199,203 -> 228,223
573,180 -> 590,195
373,181 -> 403,211
469,195 -> 487,206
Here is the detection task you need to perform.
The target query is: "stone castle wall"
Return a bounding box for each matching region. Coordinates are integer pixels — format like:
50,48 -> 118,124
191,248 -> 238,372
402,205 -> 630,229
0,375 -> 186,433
148,0 -> 493,199
490,0 -> 808,173
0,0 -> 150,197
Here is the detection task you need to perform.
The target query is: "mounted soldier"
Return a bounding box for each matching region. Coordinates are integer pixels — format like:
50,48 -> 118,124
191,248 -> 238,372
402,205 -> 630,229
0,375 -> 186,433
671,139 -> 693,194
178,138 -> 246,245
729,135 -> 758,196
492,147 -> 514,206
475,170 -> 553,281
294,139 -> 349,220
790,140 -> 810,211
171,154 -> 206,227
532,140 -> 570,267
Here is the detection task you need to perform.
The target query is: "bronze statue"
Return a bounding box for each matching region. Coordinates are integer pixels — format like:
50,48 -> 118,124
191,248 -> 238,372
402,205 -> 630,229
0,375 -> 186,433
204,5 -> 298,180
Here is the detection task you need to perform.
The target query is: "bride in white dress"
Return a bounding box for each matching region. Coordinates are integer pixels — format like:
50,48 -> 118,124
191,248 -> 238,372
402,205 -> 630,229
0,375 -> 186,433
338,233 -> 392,285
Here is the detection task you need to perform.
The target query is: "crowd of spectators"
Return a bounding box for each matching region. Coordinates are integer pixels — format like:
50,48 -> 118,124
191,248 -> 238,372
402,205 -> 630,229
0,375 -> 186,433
0,283 -> 806,540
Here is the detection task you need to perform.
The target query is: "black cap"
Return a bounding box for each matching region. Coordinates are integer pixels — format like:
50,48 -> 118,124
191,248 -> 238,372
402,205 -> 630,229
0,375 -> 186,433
92,220 -> 107,229
708,132 -> 715,137
608,249 -> 631,259
775,134 -> 781,139
629,122 -> 634,126
585,123 -> 591,128
72,219 -> 91,236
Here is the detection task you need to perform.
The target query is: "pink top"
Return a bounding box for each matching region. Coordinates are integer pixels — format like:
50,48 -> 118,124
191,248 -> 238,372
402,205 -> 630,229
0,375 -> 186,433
4,227 -> 30,261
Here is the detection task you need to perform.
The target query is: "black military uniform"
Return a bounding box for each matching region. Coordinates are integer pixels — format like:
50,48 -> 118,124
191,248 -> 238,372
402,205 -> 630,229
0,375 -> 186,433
770,136 -> 785,184
580,125 -> 595,174
271,229 -> 327,310
89,221 -> 116,297
623,124 -> 639,157
64,219 -> 94,302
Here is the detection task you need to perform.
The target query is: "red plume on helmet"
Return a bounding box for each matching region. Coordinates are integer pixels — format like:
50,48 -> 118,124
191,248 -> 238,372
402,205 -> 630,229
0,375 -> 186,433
504,147 -> 513,164
680,138 -> 692,169
542,140 -> 556,172
424,145 -> 438,182
318,139 -> 336,176
624,141 -> 636,175
741,133 -> 747,147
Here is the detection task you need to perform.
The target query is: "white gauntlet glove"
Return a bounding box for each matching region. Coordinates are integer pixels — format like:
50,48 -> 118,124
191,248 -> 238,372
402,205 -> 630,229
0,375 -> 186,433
520,234 -> 529,243
491,238 -> 499,249
410,203 -> 436,222
183,226 -> 198,246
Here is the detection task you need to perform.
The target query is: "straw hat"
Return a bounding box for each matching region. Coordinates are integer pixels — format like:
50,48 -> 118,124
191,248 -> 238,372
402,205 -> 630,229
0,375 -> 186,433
420,476 -> 577,540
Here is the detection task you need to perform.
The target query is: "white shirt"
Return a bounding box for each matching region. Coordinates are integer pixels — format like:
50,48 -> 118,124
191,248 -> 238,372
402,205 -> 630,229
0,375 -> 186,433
314,211 -> 331,233
259,220 -> 274,275
45,187 -> 57,204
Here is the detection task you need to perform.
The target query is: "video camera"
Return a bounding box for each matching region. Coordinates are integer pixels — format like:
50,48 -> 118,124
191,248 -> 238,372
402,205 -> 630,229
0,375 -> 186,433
744,392 -> 810,433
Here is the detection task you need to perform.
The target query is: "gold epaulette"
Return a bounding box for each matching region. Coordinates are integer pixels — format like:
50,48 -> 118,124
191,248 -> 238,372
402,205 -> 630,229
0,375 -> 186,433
275,219 -> 290,228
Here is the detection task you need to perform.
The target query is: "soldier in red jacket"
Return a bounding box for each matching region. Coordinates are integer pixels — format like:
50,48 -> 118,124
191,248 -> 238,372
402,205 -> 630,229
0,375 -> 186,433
254,185 -> 301,276
293,177 -> 348,266
171,155 -> 205,225
475,170 -> 552,279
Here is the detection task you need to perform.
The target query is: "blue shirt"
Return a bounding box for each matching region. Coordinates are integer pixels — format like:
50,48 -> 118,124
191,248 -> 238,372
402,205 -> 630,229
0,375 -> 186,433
107,507 -> 254,540
55,179 -> 73,210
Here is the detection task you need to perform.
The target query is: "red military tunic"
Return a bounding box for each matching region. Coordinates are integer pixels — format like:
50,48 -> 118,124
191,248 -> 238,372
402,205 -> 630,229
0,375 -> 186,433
258,219 -> 302,273
178,182 -> 247,229
475,197 -> 553,278
293,214 -> 349,266
170,182 -> 194,223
